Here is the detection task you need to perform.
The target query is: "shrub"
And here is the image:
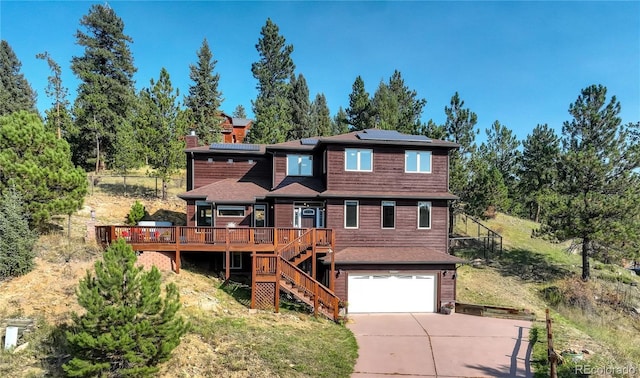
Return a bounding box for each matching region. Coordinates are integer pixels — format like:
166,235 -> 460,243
0,189 -> 37,279
64,239 -> 188,376
127,200 -> 146,225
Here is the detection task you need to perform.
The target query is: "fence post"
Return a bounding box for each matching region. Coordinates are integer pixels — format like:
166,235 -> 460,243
546,308 -> 558,378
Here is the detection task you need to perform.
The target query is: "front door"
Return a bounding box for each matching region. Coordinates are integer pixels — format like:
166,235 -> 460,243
293,202 -> 325,229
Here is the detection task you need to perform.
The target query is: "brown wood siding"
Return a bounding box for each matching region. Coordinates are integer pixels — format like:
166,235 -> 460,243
326,199 -> 449,250
326,145 -> 449,193
192,155 -> 270,189
274,201 -> 294,228
273,154 -> 286,189
186,201 -> 196,227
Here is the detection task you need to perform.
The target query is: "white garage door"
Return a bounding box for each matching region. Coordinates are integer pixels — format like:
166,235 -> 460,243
347,274 -> 437,313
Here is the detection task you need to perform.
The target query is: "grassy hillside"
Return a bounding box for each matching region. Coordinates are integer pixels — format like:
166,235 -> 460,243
0,192 -> 357,377
456,213 -> 640,376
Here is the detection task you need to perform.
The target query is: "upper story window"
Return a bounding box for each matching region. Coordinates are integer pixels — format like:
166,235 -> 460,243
405,151 -> 432,173
287,154 -> 313,176
345,149 -> 373,172
418,201 -> 431,229
344,200 -> 359,228
381,201 -> 395,229
217,205 -> 245,217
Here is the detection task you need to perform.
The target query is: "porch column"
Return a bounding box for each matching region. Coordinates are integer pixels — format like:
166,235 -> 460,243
225,229 -> 230,280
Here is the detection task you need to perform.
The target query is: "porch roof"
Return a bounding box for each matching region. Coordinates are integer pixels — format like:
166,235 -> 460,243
178,178 -> 270,203
329,246 -> 466,265
267,177 -> 325,197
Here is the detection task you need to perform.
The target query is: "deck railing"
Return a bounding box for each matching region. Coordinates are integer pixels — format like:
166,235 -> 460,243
277,229 -> 314,261
96,226 -> 284,246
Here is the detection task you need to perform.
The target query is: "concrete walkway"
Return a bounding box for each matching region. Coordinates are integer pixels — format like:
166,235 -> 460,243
347,313 -> 533,378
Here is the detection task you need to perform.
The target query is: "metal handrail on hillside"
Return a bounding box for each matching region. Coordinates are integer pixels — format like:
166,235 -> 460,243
450,213 -> 503,259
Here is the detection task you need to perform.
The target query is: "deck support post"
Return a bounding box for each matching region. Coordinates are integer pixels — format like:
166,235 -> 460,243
225,228 -> 230,280
250,251 -> 256,309
275,255 -> 280,313
175,227 -> 181,274
311,230 -> 317,280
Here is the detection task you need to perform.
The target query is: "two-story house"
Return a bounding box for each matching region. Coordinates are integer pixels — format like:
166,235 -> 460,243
178,129 -> 464,314
219,112 -> 252,144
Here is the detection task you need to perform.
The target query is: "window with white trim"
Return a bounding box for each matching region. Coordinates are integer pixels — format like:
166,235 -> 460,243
418,201 -> 431,229
217,205 -> 245,217
345,149 -> 373,172
405,151 -> 432,173
344,200 -> 359,228
224,252 -> 243,269
286,154 -> 313,176
381,201 -> 395,229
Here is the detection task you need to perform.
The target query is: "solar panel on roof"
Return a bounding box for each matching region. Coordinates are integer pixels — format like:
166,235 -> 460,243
300,138 -> 319,146
209,143 -> 260,151
356,129 -> 431,142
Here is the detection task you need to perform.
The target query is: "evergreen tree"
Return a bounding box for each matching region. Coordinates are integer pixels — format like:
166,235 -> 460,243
371,80 -> 397,130
387,70 -> 426,134
310,93 -> 332,137
0,40 -> 37,116
141,68 -> 185,200
466,155 -> 509,218
331,106 -> 349,136
0,188 -> 37,279
232,104 -> 247,119
543,85 -> 640,280
184,38 -> 223,145
423,119 -> 446,140
71,4 -> 137,172
36,51 -> 74,139
288,73 -> 311,140
479,120 -> 520,212
443,92 -> 478,229
0,111 -> 87,227
519,124 -> 559,222
250,18 -> 295,144
346,76 -> 373,131
64,239 -> 188,377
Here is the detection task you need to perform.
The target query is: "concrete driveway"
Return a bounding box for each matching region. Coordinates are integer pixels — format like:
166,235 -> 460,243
347,313 -> 533,378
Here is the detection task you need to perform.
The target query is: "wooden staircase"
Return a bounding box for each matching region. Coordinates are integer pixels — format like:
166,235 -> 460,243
252,229 -> 340,321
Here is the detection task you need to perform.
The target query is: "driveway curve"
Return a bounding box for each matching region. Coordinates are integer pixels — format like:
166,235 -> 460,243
347,313 -> 533,378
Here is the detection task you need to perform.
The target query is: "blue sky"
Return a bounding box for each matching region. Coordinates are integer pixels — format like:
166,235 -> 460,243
1,1 -> 638,143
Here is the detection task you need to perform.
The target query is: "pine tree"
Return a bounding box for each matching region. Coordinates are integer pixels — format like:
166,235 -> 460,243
544,85 -> 640,280
466,155 -> 509,218
64,239 -> 188,377
478,120 -> 520,213
346,76 -> 373,131
331,107 -> 349,136
184,38 -> 223,145
310,93 -> 332,137
371,80 -> 397,130
71,4 -> 137,172
423,119 -> 446,139
232,104 -> 247,119
250,18 -> 295,144
288,73 -> 311,140
141,68 -> 185,200
0,111 -> 87,227
443,92 -> 478,229
0,40 -> 37,116
36,51 -> 74,139
387,70 -> 426,134
0,188 -> 37,279
519,124 -> 559,222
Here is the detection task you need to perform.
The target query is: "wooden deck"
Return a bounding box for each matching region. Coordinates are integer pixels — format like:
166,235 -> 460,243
96,225 -> 341,321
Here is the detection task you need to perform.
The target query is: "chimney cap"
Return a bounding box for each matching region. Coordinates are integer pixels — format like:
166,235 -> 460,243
190,130 -> 196,136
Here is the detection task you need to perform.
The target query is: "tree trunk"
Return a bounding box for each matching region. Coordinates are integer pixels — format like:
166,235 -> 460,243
162,178 -> 167,200
582,237 -> 591,281
534,202 -> 540,223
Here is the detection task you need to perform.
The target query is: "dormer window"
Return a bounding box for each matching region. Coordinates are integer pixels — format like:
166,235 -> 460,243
405,151 -> 431,173
345,149 -> 373,172
287,154 -> 313,176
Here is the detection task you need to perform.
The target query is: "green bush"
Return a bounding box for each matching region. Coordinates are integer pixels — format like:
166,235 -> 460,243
64,239 -> 188,376
0,189 -> 37,279
127,200 -> 146,225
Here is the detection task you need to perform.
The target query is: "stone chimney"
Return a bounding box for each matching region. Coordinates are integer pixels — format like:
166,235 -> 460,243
185,130 -> 199,148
